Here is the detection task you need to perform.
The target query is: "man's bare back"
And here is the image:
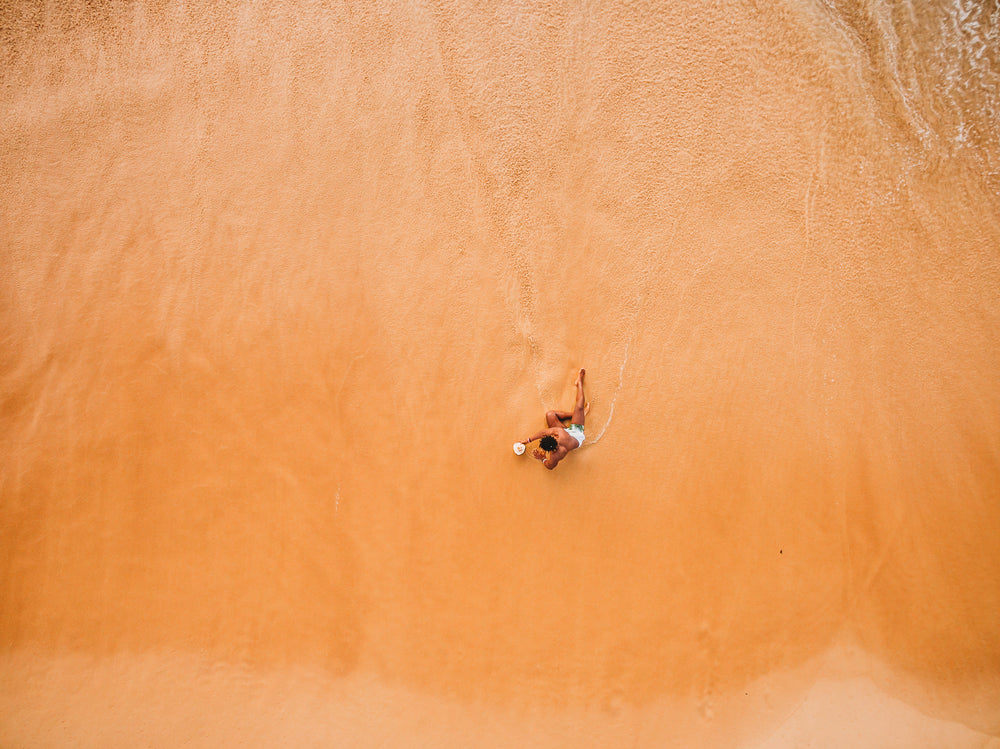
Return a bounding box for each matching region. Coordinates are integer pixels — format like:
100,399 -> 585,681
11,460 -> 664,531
520,369 -> 587,470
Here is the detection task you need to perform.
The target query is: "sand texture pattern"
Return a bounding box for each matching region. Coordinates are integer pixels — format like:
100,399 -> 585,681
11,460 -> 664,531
2,0 -> 999,746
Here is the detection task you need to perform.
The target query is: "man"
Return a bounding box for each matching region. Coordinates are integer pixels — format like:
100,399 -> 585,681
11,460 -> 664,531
520,369 -> 587,470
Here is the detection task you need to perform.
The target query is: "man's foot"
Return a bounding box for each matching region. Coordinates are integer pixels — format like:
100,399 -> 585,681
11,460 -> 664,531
576,368 -> 586,386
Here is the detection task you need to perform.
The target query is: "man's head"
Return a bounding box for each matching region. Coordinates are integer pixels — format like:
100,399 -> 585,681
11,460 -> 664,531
539,435 -> 559,452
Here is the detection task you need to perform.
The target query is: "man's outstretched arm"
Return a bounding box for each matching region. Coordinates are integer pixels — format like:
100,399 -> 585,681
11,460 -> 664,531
522,428 -> 553,444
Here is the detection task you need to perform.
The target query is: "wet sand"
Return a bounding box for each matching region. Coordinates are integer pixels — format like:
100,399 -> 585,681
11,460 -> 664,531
2,0 -> 999,745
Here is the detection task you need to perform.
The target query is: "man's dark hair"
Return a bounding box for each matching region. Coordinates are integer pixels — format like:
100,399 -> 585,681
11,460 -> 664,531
539,435 -> 559,452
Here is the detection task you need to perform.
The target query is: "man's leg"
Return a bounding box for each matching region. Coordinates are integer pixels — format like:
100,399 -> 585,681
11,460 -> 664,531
545,410 -> 570,427
545,370 -> 588,426
571,369 -> 586,425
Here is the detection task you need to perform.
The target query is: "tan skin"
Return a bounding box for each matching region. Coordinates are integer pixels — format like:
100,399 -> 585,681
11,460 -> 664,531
520,369 -> 587,470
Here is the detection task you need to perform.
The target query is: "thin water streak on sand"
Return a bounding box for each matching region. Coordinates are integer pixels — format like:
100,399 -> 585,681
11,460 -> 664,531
589,335 -> 630,445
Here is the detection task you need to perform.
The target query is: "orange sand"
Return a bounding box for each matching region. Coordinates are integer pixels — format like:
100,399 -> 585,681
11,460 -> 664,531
2,0 -> 999,746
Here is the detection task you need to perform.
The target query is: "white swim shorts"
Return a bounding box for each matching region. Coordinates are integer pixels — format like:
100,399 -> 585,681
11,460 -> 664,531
564,424 -> 585,447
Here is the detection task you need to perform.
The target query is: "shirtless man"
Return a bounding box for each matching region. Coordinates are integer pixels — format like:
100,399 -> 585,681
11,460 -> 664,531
520,369 -> 587,470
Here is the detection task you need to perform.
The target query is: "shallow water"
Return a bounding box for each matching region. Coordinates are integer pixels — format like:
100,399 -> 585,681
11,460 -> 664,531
2,0 -> 999,745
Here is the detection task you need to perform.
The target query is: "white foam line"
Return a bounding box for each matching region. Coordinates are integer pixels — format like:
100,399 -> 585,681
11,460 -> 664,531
589,336 -> 631,445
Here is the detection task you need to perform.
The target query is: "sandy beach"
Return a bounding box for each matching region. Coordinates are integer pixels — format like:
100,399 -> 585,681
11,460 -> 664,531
2,0 -> 999,745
